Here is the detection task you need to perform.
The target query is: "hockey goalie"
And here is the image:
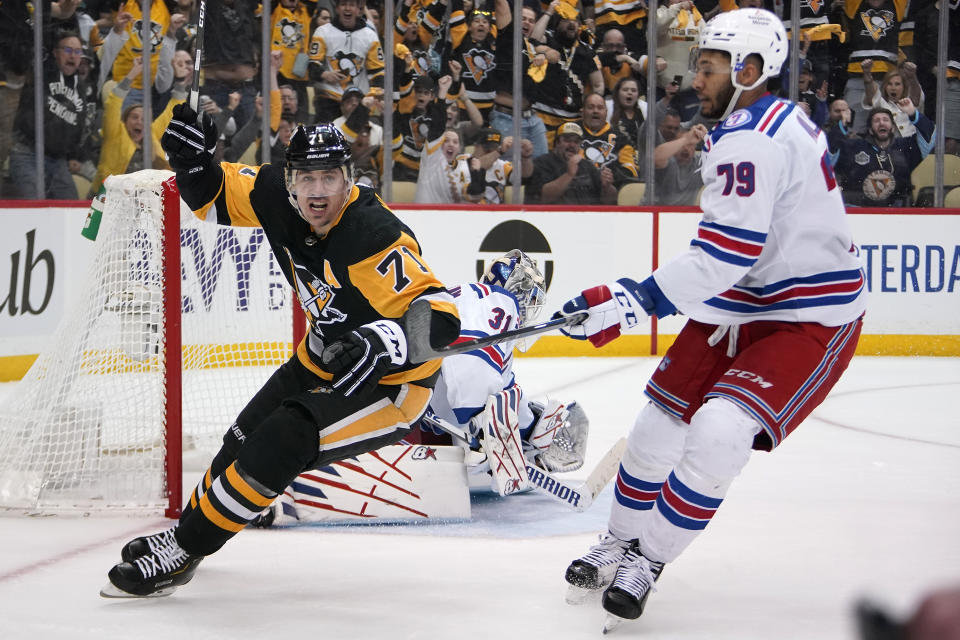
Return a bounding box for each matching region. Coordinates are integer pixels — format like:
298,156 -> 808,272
255,250 -> 592,526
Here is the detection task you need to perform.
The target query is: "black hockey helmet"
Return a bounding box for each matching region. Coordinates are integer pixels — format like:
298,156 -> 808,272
286,123 -> 352,172
285,124 -> 355,220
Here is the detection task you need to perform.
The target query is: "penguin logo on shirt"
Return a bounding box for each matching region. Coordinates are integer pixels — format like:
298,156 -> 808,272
275,18 -> 305,49
408,112 -> 432,150
131,19 -> 165,53
462,48 -> 495,84
581,137 -> 615,169
860,9 -> 895,41
335,52 -> 363,78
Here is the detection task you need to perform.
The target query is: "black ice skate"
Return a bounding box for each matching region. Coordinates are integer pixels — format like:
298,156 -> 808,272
601,542 -> 665,633
100,530 -> 203,598
120,526 -> 178,562
564,531 -> 631,604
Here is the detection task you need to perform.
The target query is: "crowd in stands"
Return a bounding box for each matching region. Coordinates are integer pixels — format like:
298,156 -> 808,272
0,0 -> 957,207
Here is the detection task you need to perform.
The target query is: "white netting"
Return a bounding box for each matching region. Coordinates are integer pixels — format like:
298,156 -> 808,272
0,170 -> 293,513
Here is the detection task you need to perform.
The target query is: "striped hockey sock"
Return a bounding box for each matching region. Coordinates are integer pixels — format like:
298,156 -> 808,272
178,462 -> 277,555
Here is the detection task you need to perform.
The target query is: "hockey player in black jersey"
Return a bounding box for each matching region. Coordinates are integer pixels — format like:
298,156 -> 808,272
100,109 -> 460,598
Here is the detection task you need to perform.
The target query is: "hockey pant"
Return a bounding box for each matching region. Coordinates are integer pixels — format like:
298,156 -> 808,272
177,355 -> 433,556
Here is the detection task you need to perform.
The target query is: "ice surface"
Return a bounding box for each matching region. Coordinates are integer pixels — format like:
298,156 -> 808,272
0,356 -> 957,639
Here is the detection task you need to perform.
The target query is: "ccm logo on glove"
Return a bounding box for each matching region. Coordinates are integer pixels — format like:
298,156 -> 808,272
368,320 -> 407,365
321,320 -> 408,397
556,278 -> 655,348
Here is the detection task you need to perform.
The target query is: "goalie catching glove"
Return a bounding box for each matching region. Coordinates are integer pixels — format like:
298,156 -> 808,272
160,103 -> 219,173
553,278 -> 656,347
322,320 -> 407,397
526,400 -> 589,473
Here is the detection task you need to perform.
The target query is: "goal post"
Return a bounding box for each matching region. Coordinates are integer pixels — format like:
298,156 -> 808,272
162,176 -> 182,518
0,170 -> 303,516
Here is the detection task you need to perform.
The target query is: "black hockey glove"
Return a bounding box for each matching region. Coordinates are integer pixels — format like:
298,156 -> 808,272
160,103 -> 218,174
321,320 -> 408,397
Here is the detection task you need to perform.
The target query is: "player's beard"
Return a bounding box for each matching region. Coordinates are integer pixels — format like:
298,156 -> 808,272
702,79 -> 737,119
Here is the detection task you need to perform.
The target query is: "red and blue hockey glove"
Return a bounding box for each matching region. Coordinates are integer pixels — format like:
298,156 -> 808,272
553,278 -> 655,347
322,320 -> 407,397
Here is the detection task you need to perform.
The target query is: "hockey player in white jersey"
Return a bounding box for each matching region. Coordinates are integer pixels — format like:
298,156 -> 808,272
552,9 -> 866,632
248,250 -> 591,526
422,250 -> 589,491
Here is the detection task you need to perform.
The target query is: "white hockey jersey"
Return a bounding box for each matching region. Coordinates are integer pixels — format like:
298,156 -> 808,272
450,156 -> 512,204
651,94 -> 867,326
308,22 -> 384,101
427,283 -> 535,431
415,142 -> 463,204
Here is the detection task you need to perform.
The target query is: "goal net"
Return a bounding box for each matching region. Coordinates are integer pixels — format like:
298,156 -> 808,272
0,170 -> 298,516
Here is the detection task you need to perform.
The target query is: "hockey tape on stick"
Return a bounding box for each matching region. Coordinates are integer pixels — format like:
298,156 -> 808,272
189,0 -> 206,112
420,413 -> 625,512
405,299 -> 587,364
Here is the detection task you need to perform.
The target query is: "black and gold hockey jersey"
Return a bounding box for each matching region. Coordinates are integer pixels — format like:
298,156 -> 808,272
532,40 -> 602,124
175,162 -> 459,386
843,0 -> 907,74
581,121 -> 638,187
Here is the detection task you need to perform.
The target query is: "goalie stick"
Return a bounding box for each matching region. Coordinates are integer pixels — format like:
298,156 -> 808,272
405,299 -> 587,364
420,413 -> 626,512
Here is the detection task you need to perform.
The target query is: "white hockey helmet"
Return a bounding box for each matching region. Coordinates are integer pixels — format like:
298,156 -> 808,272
694,8 -> 788,117
482,249 -> 546,326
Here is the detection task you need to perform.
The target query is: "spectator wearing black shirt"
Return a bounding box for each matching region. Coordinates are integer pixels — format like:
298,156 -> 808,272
489,0 -> 550,158
526,122 -> 616,205
8,31 -> 88,199
828,100 -> 935,207
450,8 -> 498,121
531,12 -> 604,149
580,92 -> 638,188
201,0 -> 261,128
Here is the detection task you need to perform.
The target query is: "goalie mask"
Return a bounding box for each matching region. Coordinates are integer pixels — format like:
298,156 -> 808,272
285,124 -> 354,224
482,249 -> 546,326
691,8 -> 788,120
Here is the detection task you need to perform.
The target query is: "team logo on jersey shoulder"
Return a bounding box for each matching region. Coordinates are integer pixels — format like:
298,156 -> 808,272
854,151 -> 871,165
723,110 -> 753,129
239,167 -> 257,177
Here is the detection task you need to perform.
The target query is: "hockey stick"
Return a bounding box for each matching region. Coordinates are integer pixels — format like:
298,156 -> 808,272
420,413 -> 626,512
188,0 -> 206,111
405,299 -> 587,364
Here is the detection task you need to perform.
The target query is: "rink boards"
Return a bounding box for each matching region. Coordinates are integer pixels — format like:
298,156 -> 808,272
0,200 -> 957,381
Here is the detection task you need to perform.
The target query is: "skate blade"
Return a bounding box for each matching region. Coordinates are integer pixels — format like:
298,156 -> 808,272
565,584 -> 594,605
99,581 -> 177,598
601,614 -> 624,634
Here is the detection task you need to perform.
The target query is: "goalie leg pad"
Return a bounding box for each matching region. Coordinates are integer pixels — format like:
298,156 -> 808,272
477,387 -> 529,496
